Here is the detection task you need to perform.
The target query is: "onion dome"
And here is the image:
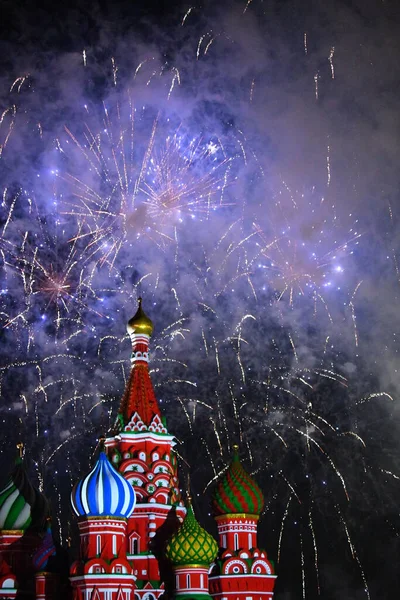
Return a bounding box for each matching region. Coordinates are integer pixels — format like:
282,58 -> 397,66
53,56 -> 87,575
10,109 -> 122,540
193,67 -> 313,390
127,297 -> 154,337
212,445 -> 264,516
0,453 -> 50,531
71,452 -> 135,519
166,504 -> 218,567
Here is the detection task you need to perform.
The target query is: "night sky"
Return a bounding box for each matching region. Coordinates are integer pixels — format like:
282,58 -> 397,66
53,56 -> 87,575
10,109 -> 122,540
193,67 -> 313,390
1,1 -> 400,598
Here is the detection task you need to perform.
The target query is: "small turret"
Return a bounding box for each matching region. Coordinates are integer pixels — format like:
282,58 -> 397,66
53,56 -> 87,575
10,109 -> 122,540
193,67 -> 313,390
166,503 -> 218,600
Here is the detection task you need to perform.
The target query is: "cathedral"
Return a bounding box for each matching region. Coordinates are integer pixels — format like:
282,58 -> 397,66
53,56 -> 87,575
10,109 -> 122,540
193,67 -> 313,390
0,300 -> 277,600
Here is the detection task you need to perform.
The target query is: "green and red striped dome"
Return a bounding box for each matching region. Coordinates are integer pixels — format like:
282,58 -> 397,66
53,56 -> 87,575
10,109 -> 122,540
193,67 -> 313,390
212,446 -> 264,516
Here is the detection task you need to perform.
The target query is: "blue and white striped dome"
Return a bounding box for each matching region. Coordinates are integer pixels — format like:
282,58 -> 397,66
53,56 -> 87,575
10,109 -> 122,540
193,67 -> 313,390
71,452 -> 135,519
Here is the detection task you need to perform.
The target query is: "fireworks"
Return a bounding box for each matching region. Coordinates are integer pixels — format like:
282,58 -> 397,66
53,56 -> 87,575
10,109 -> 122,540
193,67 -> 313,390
58,99 -> 235,267
0,2 -> 399,599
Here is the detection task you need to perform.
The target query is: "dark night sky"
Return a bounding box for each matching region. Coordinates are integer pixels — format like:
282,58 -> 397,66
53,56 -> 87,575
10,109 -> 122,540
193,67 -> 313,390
1,1 -> 400,599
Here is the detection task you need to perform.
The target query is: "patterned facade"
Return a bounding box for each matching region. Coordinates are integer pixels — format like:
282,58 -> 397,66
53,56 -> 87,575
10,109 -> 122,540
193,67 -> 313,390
0,299 -> 277,600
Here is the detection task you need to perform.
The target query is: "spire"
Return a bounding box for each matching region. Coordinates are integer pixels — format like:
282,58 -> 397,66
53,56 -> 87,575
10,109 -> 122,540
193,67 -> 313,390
117,298 -> 161,428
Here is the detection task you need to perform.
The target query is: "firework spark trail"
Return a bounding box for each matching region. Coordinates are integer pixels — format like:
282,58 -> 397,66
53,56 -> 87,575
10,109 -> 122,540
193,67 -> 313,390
250,78 -> 255,101
336,505 -> 370,600
308,504 -> 320,595
328,47 -> 335,79
326,144 -> 331,186
0,106 -> 16,157
300,533 -> 306,600
277,495 -> 292,563
314,72 -> 319,100
349,281 -> 363,347
10,75 -> 30,94
182,7 -> 194,26
243,0 -> 253,14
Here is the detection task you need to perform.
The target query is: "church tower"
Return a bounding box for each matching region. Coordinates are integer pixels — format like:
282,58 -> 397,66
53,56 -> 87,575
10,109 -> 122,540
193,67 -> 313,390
165,502 -> 218,600
209,446 -> 276,600
104,299 -> 186,600
70,444 -> 136,599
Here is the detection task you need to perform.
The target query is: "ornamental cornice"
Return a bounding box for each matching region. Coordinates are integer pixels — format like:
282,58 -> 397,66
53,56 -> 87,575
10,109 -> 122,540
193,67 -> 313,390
215,513 -> 259,521
112,432 -> 176,445
174,564 -> 210,570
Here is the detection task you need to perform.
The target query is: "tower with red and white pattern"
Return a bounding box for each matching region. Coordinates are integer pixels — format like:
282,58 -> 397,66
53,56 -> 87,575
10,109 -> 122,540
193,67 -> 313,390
104,299 -> 186,600
209,446 -> 277,600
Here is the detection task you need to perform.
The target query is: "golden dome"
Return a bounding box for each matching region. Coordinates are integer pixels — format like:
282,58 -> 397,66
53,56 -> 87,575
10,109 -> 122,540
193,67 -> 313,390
127,297 -> 154,337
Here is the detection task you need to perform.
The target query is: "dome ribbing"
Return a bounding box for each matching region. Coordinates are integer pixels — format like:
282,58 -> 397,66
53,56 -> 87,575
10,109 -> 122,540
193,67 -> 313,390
212,446 -> 264,516
71,452 -> 135,519
166,504 -> 218,567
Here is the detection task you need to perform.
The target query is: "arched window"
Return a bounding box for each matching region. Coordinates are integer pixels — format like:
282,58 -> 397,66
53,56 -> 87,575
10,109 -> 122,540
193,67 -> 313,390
130,532 -> 140,554
186,574 -> 191,589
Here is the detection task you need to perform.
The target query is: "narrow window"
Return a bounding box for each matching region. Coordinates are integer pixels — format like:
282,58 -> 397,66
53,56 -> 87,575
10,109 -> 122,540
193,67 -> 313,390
131,537 -> 139,554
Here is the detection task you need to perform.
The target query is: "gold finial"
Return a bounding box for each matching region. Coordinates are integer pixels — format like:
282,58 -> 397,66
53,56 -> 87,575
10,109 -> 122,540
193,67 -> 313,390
16,442 -> 24,458
232,444 -> 239,452
127,297 -> 154,337
98,436 -> 106,453
186,472 -> 192,505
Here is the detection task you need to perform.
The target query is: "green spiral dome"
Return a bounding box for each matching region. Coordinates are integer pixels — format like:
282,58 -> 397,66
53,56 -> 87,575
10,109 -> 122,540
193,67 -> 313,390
166,504 -> 218,567
212,446 -> 264,516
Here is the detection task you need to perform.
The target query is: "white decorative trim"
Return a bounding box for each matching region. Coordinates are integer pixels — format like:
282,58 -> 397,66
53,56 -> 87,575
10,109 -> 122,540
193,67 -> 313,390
131,350 -> 150,364
125,412 -> 147,432
117,432 -> 176,444
223,559 -> 248,575
148,414 -> 168,434
251,559 -> 272,575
